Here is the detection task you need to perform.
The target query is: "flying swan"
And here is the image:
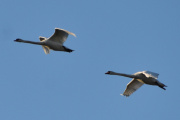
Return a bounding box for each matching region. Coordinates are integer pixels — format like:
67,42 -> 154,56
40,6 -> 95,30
14,28 -> 76,54
105,71 -> 167,97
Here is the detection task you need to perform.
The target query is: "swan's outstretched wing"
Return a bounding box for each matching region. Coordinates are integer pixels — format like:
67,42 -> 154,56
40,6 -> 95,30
122,79 -> 144,97
48,28 -> 76,45
42,45 -> 50,54
143,71 -> 159,79
38,37 -> 50,54
39,36 -> 47,41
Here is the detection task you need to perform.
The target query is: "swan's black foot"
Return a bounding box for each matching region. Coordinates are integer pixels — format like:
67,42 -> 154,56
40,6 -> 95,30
63,46 -> 74,53
68,49 -> 74,53
158,85 -> 167,90
155,81 -> 167,90
161,87 -> 166,90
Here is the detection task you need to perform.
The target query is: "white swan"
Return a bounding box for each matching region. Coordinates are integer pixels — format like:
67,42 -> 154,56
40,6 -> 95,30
105,71 -> 167,97
14,28 -> 76,54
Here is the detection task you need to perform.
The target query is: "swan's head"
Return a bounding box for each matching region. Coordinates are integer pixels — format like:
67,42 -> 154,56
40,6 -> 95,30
105,71 -> 112,74
14,38 -> 23,42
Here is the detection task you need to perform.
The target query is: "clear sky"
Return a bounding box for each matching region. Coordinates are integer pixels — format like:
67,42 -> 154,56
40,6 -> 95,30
0,0 -> 180,120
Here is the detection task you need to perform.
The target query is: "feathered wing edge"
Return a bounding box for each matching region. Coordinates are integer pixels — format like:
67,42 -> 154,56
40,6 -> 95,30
39,37 -> 50,54
121,79 -> 144,97
42,45 -> 50,54
55,28 -> 76,37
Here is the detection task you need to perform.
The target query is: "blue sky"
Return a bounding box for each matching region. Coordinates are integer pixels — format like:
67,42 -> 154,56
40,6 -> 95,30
0,0 -> 180,120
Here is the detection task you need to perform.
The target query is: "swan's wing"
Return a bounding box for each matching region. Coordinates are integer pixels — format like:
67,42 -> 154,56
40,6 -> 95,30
143,71 -> 159,79
122,79 -> 144,97
39,36 -> 47,41
42,45 -> 50,54
48,28 -> 76,45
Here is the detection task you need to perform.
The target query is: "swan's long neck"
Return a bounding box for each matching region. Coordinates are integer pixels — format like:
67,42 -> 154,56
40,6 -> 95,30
109,72 -> 137,79
14,39 -> 44,45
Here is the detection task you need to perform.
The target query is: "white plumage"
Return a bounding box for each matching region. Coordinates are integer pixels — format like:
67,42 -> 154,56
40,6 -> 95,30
14,28 -> 76,54
105,71 -> 167,97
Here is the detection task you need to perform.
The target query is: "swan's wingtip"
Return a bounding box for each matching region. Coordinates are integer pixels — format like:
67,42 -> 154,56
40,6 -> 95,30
120,94 -> 129,97
69,32 -> 76,37
55,28 -> 76,37
73,34 -> 76,37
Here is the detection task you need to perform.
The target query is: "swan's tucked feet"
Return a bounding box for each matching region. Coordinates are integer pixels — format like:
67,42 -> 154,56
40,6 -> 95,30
68,49 -> 74,52
160,86 -> 166,90
63,46 -> 74,53
66,49 -> 74,53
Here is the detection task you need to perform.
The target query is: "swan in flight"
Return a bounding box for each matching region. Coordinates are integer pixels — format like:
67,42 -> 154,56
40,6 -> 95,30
105,71 -> 167,97
14,28 -> 76,54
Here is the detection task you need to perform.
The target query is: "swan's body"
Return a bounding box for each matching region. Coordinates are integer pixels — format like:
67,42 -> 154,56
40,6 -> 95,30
105,71 -> 167,97
14,28 -> 76,54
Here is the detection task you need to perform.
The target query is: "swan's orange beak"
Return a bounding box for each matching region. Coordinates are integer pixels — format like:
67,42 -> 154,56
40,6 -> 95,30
105,71 -> 110,74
